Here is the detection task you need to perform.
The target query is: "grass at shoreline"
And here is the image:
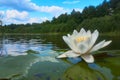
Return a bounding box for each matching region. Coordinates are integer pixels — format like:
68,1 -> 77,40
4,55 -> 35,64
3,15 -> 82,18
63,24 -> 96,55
100,32 -> 120,36
0,33 -> 64,35
0,32 -> 120,36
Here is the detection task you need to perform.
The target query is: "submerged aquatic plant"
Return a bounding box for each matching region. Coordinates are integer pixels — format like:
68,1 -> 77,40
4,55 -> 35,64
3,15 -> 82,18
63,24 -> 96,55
57,28 -> 112,63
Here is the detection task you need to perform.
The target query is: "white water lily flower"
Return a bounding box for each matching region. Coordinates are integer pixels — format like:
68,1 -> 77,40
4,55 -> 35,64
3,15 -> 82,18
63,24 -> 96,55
57,28 -> 112,63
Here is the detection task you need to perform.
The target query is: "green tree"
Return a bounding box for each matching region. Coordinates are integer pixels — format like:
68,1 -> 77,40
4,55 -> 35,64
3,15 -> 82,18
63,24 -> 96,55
110,0 -> 120,9
53,13 -> 68,23
82,6 -> 96,19
71,9 -> 83,24
96,0 -> 110,17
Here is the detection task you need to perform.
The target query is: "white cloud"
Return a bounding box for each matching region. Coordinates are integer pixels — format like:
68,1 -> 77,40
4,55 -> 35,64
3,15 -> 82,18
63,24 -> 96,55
39,6 -> 68,17
27,17 -> 48,24
0,0 -> 67,16
0,0 -> 39,11
3,10 -> 29,24
40,17 -> 48,22
39,6 -> 65,13
6,10 -> 28,20
0,0 -> 82,24
28,18 -> 40,24
0,11 -> 5,19
74,8 -> 83,12
0,11 -> 4,15
1,9 -> 48,25
63,0 -> 80,4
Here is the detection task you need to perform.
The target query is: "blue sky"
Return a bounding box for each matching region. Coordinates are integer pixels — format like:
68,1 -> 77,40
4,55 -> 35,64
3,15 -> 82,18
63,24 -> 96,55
0,0 -> 107,25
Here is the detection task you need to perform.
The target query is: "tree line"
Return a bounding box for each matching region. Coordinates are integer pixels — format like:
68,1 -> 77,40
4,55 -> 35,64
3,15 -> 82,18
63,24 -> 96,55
0,0 -> 120,34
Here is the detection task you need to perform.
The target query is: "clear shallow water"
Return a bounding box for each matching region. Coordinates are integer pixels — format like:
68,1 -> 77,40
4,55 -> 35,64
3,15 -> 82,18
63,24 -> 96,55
0,34 -> 120,80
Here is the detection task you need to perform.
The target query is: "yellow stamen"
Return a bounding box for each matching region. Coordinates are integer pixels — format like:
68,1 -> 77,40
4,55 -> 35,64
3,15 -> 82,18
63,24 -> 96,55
75,36 -> 88,43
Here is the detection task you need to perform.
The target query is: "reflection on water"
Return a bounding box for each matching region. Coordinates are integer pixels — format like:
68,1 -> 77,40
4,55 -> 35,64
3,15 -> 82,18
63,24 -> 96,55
0,34 -> 120,80
0,34 -> 120,56
0,35 -> 59,56
88,63 -> 113,80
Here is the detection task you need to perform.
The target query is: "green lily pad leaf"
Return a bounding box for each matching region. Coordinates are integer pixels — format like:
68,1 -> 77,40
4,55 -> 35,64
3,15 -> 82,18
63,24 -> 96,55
0,54 -> 38,79
26,50 -> 39,54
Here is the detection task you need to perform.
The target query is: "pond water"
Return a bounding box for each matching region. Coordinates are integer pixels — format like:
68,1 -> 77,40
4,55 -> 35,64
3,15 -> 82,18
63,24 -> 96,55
0,34 -> 120,80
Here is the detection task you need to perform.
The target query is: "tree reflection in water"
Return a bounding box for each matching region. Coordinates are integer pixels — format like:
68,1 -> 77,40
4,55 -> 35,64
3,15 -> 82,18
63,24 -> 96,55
0,35 -> 7,56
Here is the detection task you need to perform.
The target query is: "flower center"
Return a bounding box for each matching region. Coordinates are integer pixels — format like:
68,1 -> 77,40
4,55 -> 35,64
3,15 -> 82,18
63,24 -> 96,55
75,36 -> 88,43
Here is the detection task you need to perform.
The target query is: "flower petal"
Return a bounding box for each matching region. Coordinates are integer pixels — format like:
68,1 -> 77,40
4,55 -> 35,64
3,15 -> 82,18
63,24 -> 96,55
80,28 -> 86,33
86,30 -> 91,37
79,30 -> 98,53
57,53 -> 67,58
79,28 -> 87,36
57,50 -> 80,58
78,42 -> 88,54
89,30 -> 99,47
67,34 -> 71,37
66,51 -> 80,58
90,40 -> 112,52
72,30 -> 78,36
90,40 -> 105,52
63,36 -> 79,53
81,54 -> 94,63
102,40 -> 112,48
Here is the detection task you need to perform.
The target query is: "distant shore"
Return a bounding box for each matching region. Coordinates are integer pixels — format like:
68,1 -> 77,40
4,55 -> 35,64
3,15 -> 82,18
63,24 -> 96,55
0,33 -> 64,35
0,32 -> 120,36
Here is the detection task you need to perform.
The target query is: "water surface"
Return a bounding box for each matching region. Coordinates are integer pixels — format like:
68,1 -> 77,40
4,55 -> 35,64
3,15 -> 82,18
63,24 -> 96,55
0,34 -> 120,80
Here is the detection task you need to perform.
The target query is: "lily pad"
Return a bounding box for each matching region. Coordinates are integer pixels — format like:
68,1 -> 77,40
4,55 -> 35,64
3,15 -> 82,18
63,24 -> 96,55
26,50 -> 39,54
0,54 -> 38,79
63,62 -> 107,80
